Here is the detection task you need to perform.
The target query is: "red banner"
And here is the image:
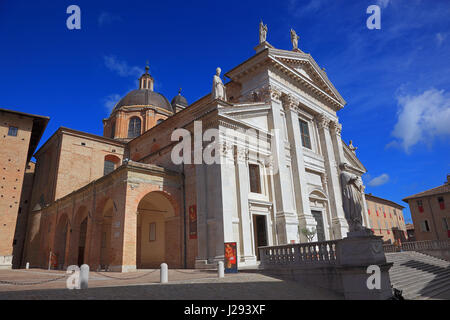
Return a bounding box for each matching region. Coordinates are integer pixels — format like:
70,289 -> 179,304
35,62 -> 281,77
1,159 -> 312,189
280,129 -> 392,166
189,205 -> 197,239
224,242 -> 238,273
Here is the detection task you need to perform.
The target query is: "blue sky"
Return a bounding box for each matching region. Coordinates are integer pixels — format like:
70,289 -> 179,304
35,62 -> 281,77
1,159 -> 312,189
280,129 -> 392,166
0,0 -> 449,223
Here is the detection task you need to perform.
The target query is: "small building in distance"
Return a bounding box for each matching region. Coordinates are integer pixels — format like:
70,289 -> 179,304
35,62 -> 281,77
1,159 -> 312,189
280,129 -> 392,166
405,223 -> 415,242
403,175 -> 450,241
365,193 -> 407,244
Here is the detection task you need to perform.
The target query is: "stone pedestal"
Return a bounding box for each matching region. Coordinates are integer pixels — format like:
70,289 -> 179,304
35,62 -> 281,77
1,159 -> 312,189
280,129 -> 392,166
337,235 -> 393,299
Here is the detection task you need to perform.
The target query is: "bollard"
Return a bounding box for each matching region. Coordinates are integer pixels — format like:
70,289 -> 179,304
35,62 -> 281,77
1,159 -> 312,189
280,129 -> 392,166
26,262 -> 29,270
218,261 -> 224,278
80,264 -> 89,289
160,263 -> 168,284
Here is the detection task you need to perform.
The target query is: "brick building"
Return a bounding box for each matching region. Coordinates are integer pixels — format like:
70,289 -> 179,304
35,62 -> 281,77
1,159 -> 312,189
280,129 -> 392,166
403,175 -> 450,241
365,193 -> 407,244
0,108 -> 48,269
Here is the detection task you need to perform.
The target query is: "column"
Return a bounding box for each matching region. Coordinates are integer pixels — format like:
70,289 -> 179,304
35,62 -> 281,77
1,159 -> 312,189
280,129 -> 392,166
235,146 -> 256,263
282,94 -> 317,242
269,89 -> 299,244
316,114 -> 348,239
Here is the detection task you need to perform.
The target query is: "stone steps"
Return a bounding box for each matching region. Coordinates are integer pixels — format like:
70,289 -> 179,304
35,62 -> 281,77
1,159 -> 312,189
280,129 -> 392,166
386,251 -> 450,300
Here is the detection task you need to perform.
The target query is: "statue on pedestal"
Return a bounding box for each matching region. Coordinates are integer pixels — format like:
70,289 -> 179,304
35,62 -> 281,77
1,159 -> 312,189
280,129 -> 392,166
340,163 -> 366,233
290,28 -> 299,50
259,20 -> 268,44
212,67 -> 226,101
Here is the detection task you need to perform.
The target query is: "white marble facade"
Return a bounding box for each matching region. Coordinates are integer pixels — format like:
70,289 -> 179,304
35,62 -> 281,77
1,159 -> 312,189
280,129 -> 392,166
195,43 -> 369,268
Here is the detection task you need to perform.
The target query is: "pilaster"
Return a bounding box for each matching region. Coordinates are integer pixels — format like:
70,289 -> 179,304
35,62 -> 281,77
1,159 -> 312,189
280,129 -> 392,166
316,114 -> 348,239
269,89 -> 299,244
282,94 -> 317,242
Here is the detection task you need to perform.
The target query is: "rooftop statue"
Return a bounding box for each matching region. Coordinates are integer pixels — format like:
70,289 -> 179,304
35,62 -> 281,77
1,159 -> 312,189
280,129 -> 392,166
259,20 -> 268,44
212,67 -> 226,101
290,28 -> 300,50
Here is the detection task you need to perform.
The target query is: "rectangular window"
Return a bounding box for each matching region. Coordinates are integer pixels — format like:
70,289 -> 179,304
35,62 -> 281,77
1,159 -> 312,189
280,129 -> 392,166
249,164 -> 261,194
417,200 -> 424,213
104,160 -> 115,176
421,220 -> 430,232
8,126 -> 18,136
438,197 -> 445,210
443,218 -> 448,231
149,223 -> 156,241
299,120 -> 312,149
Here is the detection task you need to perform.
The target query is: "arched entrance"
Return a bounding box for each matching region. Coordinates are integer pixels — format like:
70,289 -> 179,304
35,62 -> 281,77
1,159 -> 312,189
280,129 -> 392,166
100,199 -> 113,269
136,191 -> 177,269
54,214 -> 69,269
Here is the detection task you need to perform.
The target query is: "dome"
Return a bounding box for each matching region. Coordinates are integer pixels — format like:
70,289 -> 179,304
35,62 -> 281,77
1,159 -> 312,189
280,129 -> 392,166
171,94 -> 188,108
112,89 -> 173,113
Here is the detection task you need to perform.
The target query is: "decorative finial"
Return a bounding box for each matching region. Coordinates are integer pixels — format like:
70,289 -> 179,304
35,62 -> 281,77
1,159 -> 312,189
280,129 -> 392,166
145,60 -> 150,74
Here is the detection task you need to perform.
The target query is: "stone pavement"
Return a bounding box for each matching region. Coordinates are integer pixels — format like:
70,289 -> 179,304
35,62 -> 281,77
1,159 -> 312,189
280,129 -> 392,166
0,268 -> 343,300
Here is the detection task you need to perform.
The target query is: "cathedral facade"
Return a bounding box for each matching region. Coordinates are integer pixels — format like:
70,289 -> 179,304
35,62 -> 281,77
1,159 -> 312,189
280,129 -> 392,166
20,33 -> 370,271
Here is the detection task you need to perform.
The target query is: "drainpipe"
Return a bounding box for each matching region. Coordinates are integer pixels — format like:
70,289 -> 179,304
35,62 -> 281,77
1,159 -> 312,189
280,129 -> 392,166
182,164 -> 187,268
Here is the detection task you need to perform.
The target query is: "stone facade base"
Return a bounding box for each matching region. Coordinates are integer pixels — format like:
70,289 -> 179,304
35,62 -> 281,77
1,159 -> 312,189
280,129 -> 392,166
0,255 -> 13,269
109,265 -> 137,273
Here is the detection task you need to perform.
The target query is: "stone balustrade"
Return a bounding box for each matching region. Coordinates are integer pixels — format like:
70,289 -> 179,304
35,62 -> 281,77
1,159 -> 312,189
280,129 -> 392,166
259,240 -> 339,267
258,237 -> 394,299
383,239 -> 450,253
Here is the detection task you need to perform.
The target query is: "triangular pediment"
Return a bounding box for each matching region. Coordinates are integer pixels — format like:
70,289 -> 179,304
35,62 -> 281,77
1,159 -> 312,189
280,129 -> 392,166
268,49 -> 346,107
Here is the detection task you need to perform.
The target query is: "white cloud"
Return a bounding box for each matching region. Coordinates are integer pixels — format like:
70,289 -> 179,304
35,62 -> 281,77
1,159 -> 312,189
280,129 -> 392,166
389,89 -> 450,153
98,12 -> 121,27
103,55 -> 142,78
288,0 -> 326,17
436,33 -> 447,47
376,0 -> 391,9
367,174 -> 390,187
103,94 -> 121,113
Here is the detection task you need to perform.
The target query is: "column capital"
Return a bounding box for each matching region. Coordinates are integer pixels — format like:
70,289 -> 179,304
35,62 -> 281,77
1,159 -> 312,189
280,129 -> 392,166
235,146 -> 249,164
330,120 -> 342,136
261,84 -> 282,103
219,141 -> 234,160
315,113 -> 331,130
281,93 -> 299,112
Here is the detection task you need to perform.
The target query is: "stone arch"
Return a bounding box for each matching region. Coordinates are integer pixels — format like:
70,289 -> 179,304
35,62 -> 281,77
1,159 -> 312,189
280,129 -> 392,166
135,190 -> 181,268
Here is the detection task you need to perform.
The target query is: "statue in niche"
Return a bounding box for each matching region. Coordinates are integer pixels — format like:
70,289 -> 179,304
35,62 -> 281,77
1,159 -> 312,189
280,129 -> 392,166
259,20 -> 268,43
212,67 -> 226,101
340,163 -> 365,233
